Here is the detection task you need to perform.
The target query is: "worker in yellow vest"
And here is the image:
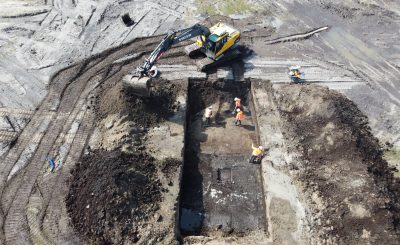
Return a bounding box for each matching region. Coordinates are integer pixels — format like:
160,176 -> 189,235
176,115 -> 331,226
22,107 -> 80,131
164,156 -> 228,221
289,66 -> 304,83
249,144 -> 264,163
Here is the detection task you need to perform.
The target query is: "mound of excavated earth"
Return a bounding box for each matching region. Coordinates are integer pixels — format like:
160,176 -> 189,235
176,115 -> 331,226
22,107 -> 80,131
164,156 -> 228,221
66,76 -> 186,244
66,150 -> 161,244
1,0 -> 399,244
271,83 -> 400,243
96,78 -> 180,128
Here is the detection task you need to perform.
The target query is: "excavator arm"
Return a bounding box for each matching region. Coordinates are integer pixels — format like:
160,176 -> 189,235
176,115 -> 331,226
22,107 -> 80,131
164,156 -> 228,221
135,24 -> 210,77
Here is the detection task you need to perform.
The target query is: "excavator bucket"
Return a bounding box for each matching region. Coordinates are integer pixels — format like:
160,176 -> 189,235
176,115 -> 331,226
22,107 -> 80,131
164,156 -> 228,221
122,74 -> 151,97
122,13 -> 135,27
122,66 -> 158,97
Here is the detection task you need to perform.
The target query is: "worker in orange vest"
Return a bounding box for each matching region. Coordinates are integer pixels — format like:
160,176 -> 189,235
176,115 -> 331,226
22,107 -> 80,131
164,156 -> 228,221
232,97 -> 242,114
235,108 -> 244,126
249,144 -> 264,163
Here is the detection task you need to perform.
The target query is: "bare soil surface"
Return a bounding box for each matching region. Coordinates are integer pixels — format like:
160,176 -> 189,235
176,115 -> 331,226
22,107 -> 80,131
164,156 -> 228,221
96,78 -> 180,128
1,1 -> 400,244
0,30 -> 187,244
0,0 -> 193,109
68,75 -> 185,243
180,79 -> 267,242
271,83 -> 400,243
66,150 -> 161,244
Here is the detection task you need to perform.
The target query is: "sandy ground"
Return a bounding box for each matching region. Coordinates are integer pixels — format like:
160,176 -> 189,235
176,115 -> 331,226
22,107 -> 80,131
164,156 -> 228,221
249,0 -> 400,173
252,80 -> 400,244
0,0 -> 399,244
0,0 -> 199,157
0,0 -> 196,110
67,78 -> 187,244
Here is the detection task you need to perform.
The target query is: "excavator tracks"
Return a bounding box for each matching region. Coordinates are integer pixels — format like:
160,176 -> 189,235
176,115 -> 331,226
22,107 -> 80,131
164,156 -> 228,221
196,49 -> 241,72
184,43 -> 203,58
0,35 -> 162,244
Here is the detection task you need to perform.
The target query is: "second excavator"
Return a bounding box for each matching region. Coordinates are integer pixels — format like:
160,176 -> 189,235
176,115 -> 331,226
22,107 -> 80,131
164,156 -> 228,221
122,15 -> 241,96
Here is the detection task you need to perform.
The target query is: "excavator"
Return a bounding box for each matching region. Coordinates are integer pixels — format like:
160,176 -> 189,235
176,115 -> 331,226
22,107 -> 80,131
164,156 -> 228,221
121,14 -> 241,96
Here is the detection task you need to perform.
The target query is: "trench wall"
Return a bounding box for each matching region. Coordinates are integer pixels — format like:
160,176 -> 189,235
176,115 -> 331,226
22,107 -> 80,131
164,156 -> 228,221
251,80 -> 309,243
178,78 -> 268,242
143,79 -> 189,242
174,78 -> 189,240
174,78 -> 309,243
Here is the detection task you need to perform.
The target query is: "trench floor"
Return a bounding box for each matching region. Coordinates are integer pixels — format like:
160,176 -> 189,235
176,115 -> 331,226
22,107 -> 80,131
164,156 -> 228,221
180,88 -> 266,235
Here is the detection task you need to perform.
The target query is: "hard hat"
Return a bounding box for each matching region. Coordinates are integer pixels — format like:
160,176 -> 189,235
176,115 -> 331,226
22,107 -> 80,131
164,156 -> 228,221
234,97 -> 239,101
259,146 -> 263,150
236,108 -> 241,112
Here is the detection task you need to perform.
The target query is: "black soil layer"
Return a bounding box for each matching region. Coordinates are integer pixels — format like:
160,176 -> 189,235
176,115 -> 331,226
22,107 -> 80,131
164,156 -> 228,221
187,78 -> 250,115
66,77 -> 183,243
274,84 -> 400,243
160,158 -> 181,179
331,93 -> 400,233
180,78 -> 261,236
95,78 -> 180,128
66,150 -> 161,244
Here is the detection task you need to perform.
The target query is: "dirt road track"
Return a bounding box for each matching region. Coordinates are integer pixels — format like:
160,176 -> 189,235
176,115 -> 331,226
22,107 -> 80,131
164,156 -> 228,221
0,5 -> 398,243
0,34 -> 178,244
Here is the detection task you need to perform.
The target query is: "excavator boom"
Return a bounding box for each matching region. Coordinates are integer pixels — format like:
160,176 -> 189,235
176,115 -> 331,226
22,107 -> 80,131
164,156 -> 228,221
134,24 -> 210,78
123,23 -> 210,96
121,14 -> 241,97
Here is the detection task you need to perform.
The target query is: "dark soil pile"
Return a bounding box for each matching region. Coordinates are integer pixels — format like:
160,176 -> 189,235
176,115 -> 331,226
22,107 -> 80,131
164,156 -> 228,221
66,150 -> 161,244
332,92 -> 400,232
274,84 -> 400,243
96,78 -> 179,127
160,158 -> 181,179
188,78 -> 250,115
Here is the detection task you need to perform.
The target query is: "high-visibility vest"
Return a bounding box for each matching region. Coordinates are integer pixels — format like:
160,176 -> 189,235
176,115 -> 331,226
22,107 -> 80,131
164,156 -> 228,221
252,147 -> 262,156
236,111 -> 244,120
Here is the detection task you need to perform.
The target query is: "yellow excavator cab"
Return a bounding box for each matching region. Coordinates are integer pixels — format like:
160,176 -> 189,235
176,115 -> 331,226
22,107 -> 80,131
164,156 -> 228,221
199,23 -> 240,60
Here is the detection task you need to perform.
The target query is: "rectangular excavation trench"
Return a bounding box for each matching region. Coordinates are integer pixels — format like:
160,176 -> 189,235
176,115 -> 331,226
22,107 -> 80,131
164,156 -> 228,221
179,78 -> 267,237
